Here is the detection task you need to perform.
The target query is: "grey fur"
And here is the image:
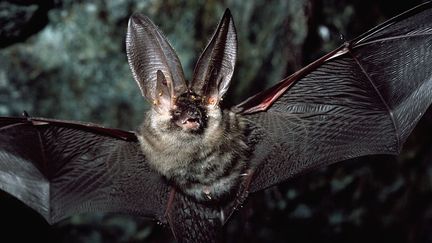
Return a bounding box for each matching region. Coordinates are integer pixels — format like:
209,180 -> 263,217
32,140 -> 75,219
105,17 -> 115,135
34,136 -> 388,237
138,106 -> 249,202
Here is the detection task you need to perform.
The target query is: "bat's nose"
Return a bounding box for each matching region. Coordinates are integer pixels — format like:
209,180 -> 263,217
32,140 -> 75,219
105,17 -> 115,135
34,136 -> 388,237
187,109 -> 201,119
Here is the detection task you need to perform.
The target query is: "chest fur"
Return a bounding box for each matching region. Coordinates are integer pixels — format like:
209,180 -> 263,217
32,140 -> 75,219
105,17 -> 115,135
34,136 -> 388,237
138,109 -> 248,201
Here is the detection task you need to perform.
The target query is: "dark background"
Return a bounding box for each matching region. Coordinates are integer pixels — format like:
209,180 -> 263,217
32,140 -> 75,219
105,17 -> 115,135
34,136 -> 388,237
0,0 -> 431,242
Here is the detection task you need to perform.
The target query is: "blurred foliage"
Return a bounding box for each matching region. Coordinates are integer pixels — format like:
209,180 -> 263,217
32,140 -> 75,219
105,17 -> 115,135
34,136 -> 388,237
0,0 -> 431,242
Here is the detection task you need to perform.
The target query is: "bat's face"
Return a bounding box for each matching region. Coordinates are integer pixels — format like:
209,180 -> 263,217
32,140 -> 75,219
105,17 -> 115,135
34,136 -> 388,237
171,92 -> 207,133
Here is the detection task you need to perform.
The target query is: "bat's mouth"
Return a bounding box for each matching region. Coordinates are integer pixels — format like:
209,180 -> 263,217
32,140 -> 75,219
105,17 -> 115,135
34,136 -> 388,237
179,117 -> 202,130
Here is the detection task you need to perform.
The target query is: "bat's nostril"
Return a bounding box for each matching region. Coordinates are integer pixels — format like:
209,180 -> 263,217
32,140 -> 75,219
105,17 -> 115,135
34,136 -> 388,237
187,110 -> 200,118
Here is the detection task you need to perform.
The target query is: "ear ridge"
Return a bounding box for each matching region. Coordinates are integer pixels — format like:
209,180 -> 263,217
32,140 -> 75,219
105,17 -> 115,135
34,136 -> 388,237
190,9 -> 238,105
126,13 -> 187,109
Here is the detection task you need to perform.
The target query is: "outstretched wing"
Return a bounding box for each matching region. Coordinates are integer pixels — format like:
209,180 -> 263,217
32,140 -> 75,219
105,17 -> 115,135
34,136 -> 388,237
236,2 -> 432,192
0,116 -> 169,224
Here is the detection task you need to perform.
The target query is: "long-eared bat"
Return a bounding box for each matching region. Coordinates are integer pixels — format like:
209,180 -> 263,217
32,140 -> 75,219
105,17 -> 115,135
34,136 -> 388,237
0,2 -> 432,243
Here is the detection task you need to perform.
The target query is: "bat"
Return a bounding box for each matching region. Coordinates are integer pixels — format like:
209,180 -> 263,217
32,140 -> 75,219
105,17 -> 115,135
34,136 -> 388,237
0,2 -> 432,242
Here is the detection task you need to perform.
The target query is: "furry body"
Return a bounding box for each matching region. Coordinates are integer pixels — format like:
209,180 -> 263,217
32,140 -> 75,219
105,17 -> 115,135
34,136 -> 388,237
138,106 -> 248,202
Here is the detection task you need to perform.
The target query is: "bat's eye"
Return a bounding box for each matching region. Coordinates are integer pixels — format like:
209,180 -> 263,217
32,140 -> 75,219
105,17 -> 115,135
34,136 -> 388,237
173,110 -> 181,116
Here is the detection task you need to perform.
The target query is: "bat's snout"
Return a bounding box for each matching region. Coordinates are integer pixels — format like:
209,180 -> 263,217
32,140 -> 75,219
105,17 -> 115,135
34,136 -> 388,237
172,102 -> 206,133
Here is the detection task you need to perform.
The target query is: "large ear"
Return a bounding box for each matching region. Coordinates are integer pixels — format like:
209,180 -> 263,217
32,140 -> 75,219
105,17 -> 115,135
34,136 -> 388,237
190,9 -> 237,106
126,13 -> 187,112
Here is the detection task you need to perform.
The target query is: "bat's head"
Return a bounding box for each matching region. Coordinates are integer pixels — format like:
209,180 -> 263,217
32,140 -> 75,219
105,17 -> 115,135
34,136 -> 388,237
126,9 -> 237,133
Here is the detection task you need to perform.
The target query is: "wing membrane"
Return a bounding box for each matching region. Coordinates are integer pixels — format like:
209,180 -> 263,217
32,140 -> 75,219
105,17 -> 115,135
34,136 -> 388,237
238,2 -> 432,192
0,117 -> 169,224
